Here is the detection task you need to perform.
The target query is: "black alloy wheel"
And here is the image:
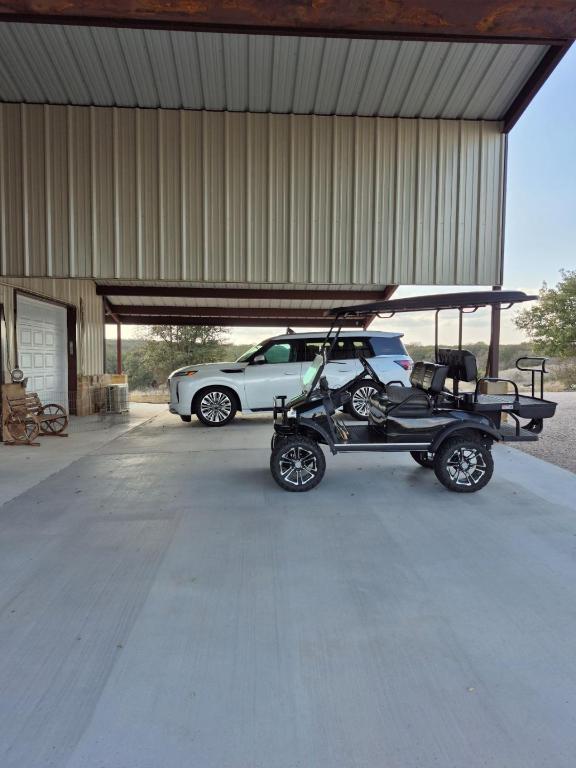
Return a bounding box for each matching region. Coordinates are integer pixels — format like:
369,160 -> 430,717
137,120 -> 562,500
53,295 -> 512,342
433,437 -> 493,493
270,436 -> 326,492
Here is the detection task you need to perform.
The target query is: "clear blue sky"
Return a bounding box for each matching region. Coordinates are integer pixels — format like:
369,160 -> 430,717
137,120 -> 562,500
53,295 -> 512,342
504,45 -> 576,291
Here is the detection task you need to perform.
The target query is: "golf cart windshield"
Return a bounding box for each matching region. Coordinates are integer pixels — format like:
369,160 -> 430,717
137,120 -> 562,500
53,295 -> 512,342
301,353 -> 324,394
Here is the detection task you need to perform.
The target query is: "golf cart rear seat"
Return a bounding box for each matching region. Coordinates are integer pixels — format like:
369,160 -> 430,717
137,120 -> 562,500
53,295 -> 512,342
436,348 -> 478,383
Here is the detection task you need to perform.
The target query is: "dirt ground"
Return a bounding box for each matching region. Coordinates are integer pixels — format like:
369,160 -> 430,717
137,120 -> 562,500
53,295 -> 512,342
511,391 -> 576,474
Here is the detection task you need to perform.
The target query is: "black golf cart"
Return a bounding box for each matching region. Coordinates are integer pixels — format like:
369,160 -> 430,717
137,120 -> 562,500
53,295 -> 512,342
270,291 -> 557,493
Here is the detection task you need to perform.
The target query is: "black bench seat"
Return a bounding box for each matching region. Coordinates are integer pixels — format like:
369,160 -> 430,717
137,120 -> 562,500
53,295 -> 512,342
369,361 -> 449,420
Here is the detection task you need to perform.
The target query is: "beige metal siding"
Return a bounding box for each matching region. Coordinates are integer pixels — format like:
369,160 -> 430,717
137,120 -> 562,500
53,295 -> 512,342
0,104 -> 505,286
0,277 -> 104,377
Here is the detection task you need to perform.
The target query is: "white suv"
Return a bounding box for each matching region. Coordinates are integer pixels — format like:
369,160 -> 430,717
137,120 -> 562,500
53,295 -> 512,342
168,331 -> 412,426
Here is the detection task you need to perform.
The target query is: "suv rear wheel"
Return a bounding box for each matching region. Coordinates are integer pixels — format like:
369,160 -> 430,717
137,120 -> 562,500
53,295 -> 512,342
347,381 -> 384,420
195,387 -> 237,427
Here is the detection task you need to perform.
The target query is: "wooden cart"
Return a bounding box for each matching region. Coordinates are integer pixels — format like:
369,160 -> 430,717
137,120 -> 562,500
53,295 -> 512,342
3,390 -> 68,445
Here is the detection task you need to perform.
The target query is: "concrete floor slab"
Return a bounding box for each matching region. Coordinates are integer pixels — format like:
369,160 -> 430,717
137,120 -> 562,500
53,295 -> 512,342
1,410 -> 575,767
0,403 -> 165,509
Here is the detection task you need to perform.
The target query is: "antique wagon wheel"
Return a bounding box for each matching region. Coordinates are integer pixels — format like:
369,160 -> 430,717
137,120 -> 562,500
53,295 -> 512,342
5,414 -> 40,443
38,404 -> 68,435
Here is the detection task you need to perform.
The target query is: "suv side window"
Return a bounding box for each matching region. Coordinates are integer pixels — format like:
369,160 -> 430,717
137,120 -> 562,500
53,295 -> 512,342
370,336 -> 407,356
263,342 -> 297,364
331,338 -> 374,360
302,341 -> 323,362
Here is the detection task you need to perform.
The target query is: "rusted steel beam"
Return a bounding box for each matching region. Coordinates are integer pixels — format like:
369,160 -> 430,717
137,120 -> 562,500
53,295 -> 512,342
487,286 -> 502,378
106,306 -> 345,319
109,315 -> 364,328
1,2 -> 574,43
116,322 -> 122,375
503,42 -> 572,132
102,296 -> 121,324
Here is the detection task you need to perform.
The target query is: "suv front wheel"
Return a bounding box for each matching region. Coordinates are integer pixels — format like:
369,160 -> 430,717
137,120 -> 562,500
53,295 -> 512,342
195,387 -> 237,426
346,381 -> 384,420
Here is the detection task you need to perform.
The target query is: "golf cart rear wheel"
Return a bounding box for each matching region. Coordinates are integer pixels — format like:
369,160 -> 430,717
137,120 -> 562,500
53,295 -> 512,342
195,387 -> 237,427
410,450 -> 434,469
347,381 -> 384,420
270,436 -> 325,492
434,437 -> 493,493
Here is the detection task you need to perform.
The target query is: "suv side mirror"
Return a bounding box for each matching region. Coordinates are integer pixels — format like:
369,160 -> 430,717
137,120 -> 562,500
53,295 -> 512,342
253,354 -> 266,365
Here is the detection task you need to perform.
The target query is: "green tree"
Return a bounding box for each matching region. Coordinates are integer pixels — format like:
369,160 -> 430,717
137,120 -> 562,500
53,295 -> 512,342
131,325 -> 230,386
515,270 -> 576,357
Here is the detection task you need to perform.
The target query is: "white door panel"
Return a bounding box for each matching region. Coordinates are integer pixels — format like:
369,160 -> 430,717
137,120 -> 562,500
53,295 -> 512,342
244,362 -> 302,408
323,360 -> 361,389
243,341 -> 302,408
17,296 -> 67,404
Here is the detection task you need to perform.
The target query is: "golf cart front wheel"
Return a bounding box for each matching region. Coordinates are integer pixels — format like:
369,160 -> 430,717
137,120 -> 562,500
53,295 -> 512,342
410,450 -> 434,469
270,436 -> 326,492
434,437 -> 493,493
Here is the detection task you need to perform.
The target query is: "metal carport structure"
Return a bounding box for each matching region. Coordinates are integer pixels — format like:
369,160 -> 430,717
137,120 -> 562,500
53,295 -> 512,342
0,1 -> 573,400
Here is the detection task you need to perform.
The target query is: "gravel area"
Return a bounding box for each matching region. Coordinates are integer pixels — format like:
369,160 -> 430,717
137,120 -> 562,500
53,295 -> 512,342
511,391 -> 576,474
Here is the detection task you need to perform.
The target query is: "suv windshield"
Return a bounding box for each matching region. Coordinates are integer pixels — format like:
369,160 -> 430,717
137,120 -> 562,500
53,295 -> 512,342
235,343 -> 265,363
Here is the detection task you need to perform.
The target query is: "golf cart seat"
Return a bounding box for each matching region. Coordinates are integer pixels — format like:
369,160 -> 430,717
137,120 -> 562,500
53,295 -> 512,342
370,362 -> 449,420
435,348 -> 478,382
386,361 -> 448,405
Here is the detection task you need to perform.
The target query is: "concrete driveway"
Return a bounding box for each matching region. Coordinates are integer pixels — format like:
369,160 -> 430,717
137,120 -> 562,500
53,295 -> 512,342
1,410 -> 576,768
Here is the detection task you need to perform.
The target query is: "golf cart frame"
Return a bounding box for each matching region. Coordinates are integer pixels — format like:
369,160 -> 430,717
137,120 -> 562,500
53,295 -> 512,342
270,291 -> 557,493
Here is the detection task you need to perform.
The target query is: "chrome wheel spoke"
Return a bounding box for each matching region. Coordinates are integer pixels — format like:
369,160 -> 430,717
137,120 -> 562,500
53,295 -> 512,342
278,446 -> 318,486
446,446 -> 486,486
352,386 -> 376,416
201,392 -> 232,422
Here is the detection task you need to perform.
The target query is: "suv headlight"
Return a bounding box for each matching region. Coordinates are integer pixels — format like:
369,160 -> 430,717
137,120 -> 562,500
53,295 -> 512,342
173,370 -> 197,378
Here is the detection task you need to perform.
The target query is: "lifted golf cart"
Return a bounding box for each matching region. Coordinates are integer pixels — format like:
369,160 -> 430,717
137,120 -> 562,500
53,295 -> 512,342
270,291 -> 557,493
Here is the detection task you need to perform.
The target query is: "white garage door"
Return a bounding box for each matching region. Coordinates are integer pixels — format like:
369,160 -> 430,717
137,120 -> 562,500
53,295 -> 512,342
17,295 -> 68,404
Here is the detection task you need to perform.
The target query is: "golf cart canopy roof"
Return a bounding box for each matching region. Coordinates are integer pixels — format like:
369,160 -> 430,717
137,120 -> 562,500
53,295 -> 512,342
328,290 -> 537,318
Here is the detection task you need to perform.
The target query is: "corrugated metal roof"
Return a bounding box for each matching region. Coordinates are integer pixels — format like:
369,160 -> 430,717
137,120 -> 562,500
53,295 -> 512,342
0,22 -> 547,120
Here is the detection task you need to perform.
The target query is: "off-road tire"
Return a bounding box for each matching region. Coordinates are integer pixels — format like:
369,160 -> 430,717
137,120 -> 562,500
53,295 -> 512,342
270,435 -> 326,492
433,437 -> 493,493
